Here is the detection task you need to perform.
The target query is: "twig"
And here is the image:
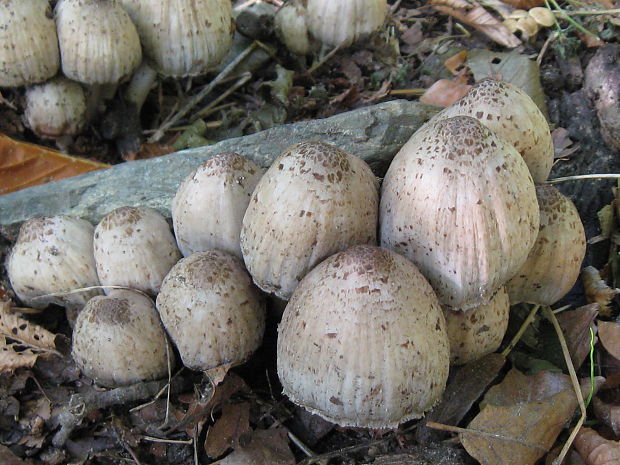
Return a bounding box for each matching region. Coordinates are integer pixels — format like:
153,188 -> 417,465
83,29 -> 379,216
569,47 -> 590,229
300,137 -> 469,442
548,173 -> 620,183
501,304 -> 541,357
543,306 -> 587,465
307,44 -> 341,75
30,285 -> 152,302
148,42 -> 258,143
556,7 -> 620,15
546,0 -> 599,37
537,31 -> 559,66
287,431 -> 316,457
192,72 -> 252,121
142,436 -> 193,445
52,377 -> 189,447
389,89 -> 426,96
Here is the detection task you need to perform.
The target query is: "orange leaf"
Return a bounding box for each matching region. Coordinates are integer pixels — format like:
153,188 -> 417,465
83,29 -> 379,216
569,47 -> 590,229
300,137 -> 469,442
420,76 -> 472,107
0,134 -> 110,195
445,51 -> 469,75
499,0 -> 545,9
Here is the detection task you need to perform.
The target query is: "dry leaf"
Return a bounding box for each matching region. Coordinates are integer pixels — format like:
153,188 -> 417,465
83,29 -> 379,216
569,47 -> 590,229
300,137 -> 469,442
445,51 -> 469,75
557,304 -> 599,370
219,427 -> 295,465
420,76 -> 472,107
0,134 -> 109,194
430,0 -> 521,48
460,368 -> 580,465
593,397 -> 620,436
600,321 -> 620,361
499,0 -> 545,10
574,427 -> 620,465
582,267 -> 619,316
205,402 -> 252,458
0,302 -> 57,352
552,127 -> 580,159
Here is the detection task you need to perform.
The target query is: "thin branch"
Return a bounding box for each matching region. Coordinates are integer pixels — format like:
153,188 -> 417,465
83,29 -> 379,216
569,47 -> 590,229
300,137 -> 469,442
501,304 -> 541,357
548,173 -> 620,184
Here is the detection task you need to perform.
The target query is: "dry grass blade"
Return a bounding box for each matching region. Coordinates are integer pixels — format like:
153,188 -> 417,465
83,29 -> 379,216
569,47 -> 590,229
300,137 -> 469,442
430,0 -> 522,47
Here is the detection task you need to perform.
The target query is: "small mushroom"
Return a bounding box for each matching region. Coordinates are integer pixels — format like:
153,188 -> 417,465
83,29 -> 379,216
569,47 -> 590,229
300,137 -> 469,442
93,206 -> 181,295
380,116 -> 539,310
6,215 -> 101,311
241,141 -> 378,300
172,153 -> 263,259
72,290 -> 172,387
443,287 -> 510,365
306,0 -> 388,48
0,0 -> 60,87
156,251 -> 265,376
275,0 -> 313,55
277,245 -> 450,428
433,79 -> 554,183
506,184 -> 586,306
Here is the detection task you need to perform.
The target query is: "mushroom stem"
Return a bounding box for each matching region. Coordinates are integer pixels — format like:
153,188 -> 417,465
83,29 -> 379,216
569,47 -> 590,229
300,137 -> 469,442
126,62 -> 158,113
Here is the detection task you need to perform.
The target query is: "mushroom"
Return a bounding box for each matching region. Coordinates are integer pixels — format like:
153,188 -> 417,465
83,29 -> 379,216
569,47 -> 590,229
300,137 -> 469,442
155,251 -> 265,377
305,0 -> 388,48
93,206 -> 181,295
6,215 -> 101,312
0,0 -> 60,87
172,153 -> 263,259
443,287 -> 510,365
23,76 -> 87,143
274,0 -> 313,56
432,79 -> 554,183
72,289 -> 172,387
240,140 -> 379,300
380,116 -> 539,310
506,184 -> 586,306
277,245 -> 450,428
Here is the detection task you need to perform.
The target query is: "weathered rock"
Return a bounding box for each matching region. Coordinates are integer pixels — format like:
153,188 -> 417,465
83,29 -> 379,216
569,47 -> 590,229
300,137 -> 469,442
0,100 -> 439,228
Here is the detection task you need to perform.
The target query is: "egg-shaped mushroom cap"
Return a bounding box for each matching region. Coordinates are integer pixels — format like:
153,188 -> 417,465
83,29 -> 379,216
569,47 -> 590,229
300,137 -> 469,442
241,140 -> 379,300
275,0 -> 312,56
172,153 -> 263,258
433,79 -> 554,183
156,251 -> 266,373
55,0 -> 142,85
94,206 -> 181,295
380,116 -> 539,310
306,0 -> 387,47
72,290 -> 172,387
6,215 -> 101,311
444,287 -> 509,366
277,245 -> 450,428
0,0 -> 60,87
506,184 -> 586,306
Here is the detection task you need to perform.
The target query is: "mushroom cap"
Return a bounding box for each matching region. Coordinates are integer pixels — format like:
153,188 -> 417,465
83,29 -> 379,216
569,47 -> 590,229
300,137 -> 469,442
172,153 -> 263,259
24,76 -> 87,138
240,140 -> 379,300
0,0 -> 60,87
443,287 -> 509,366
93,206 -> 181,295
72,289 -> 172,387
55,0 -> 142,85
433,79 -> 554,183
306,0 -> 387,47
275,0 -> 312,55
118,0 -> 235,77
156,251 -> 266,372
506,184 -> 586,306
6,215 -> 101,311
380,116 -> 540,310
277,245 -> 450,428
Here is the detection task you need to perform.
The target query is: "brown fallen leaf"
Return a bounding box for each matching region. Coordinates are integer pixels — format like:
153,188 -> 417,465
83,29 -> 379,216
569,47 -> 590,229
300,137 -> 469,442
0,444 -> 38,465
445,51 -> 469,75
0,134 -> 109,194
460,368 -> 580,465
430,0 -> 521,48
218,427 -> 295,465
420,76 -> 472,107
552,127 -> 580,159
205,402 -> 252,458
499,0 -> 545,9
557,304 -> 599,370
582,267 -> 619,316
593,397 -> 620,437
574,427 -> 620,465
600,321 -> 620,361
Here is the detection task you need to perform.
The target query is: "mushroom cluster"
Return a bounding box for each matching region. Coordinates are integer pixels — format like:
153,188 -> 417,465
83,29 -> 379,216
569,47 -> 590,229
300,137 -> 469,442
5,79 -> 587,431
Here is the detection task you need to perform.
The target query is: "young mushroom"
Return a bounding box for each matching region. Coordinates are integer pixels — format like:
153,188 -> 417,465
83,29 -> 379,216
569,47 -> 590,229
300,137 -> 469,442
380,116 -> 539,310
156,251 -> 265,379
93,206 -> 181,295
172,153 -> 263,259
275,0 -> 313,55
241,140 -> 378,300
506,184 -> 586,306
6,215 -> 101,312
277,245 -> 450,428
72,290 -> 172,387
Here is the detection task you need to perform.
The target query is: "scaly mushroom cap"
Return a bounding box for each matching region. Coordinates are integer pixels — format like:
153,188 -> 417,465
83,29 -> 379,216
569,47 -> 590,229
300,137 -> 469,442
277,245 -> 450,428
380,116 -> 539,310
506,185 -> 586,306
24,76 -> 87,138
306,0 -> 388,47
55,0 -> 142,85
94,206 -> 181,295
443,287 -> 509,365
275,0 -> 312,55
118,0 -> 234,77
433,79 -> 554,183
72,290 -> 172,387
0,0 -> 60,87
172,153 -> 263,259
240,140 -> 379,300
6,216 -> 101,311
156,251 -> 266,373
